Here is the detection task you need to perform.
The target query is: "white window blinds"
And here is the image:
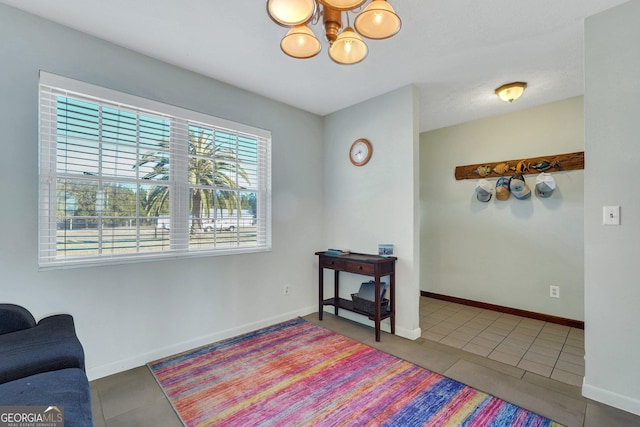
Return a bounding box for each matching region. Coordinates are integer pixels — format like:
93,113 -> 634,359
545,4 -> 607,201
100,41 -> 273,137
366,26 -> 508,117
39,72 -> 271,269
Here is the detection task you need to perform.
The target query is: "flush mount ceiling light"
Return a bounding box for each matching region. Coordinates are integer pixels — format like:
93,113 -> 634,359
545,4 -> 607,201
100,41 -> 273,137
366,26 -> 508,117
495,82 -> 528,103
266,0 -> 401,65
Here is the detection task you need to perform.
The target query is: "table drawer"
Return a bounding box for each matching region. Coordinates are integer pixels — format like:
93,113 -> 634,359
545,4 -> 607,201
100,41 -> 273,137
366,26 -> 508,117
343,262 -> 375,275
320,258 -> 346,270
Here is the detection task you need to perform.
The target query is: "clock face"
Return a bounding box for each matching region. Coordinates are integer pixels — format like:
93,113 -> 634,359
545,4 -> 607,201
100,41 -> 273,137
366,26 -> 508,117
349,138 -> 372,166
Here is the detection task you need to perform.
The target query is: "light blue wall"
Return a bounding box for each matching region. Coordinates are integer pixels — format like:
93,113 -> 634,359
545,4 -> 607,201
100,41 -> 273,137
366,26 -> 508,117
323,85 -> 421,339
584,0 -> 640,415
0,4 -> 325,379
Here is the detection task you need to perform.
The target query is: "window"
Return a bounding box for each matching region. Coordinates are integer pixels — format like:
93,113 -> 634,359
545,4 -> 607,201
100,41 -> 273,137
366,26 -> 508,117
39,72 -> 271,269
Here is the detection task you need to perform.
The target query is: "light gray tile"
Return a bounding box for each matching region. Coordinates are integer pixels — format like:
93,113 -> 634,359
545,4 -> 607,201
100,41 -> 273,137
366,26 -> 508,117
522,351 -> 557,367
445,316 -> 467,326
469,336 -> 500,350
551,369 -> 583,387
565,337 -> 584,348
555,360 -> 585,376
478,330 -> 506,343
423,314 -> 446,323
568,328 -> 585,341
93,366 -> 168,420
90,384 -> 106,427
104,397 -> 182,427
527,344 -> 561,359
518,318 -> 545,330
421,320 -> 440,330
517,359 -> 553,377
542,323 -> 570,335
532,337 -> 564,351
485,325 -> 512,337
506,332 -> 536,345
476,310 -> 501,320
521,372 -> 583,400
458,309 -> 481,317
494,342 -> 528,357
421,330 -> 446,342
428,311 -> 451,321
559,351 -> 585,366
498,313 -> 523,322
455,324 -> 484,335
462,342 -> 493,357
440,335 -> 469,349
465,319 -> 493,330
429,323 -> 458,335
537,331 -> 567,344
492,320 -> 519,330
510,326 -> 540,337
585,402 -> 640,427
448,330 -> 476,342
561,344 -> 585,357
488,350 -> 522,366
407,340 -> 461,373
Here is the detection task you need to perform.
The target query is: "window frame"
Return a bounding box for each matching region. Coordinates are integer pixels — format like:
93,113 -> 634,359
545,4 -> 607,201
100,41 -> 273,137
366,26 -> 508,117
39,71 -> 272,269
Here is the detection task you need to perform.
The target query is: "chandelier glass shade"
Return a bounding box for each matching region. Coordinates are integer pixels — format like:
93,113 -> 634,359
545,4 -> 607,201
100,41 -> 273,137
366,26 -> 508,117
281,25 -> 322,58
267,0 -> 316,26
329,27 -> 368,64
266,0 -> 401,64
319,0 -> 367,10
354,0 -> 401,39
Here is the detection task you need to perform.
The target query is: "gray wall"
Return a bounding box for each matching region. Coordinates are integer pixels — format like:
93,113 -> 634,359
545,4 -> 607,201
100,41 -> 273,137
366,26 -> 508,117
0,4 -> 324,379
420,97 -> 585,321
584,0 -> 640,415
323,86 -> 421,338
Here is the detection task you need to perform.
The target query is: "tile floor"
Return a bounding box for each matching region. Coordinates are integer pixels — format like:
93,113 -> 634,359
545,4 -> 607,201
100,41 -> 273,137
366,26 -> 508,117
420,297 -> 585,386
90,305 -> 640,427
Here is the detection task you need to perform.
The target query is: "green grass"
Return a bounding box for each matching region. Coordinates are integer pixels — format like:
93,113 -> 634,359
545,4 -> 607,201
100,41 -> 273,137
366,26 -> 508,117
56,226 -> 257,257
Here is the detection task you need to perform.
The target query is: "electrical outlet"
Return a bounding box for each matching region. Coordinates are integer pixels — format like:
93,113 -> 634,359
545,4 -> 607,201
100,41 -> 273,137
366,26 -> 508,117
550,285 -> 560,299
284,285 -> 290,296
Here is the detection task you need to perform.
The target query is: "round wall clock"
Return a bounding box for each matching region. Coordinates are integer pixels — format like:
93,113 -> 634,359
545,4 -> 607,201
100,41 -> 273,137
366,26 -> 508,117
349,138 -> 373,166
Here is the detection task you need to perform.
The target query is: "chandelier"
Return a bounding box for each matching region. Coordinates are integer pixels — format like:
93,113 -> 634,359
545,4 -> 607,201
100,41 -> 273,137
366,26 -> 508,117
266,0 -> 401,65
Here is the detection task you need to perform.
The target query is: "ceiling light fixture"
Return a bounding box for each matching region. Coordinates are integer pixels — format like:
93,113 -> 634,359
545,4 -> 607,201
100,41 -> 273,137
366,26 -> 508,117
495,82 -> 528,103
266,0 -> 401,65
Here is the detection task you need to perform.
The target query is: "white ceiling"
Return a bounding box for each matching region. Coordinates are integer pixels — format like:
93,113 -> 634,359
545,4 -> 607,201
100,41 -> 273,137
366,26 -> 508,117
1,0 -> 628,132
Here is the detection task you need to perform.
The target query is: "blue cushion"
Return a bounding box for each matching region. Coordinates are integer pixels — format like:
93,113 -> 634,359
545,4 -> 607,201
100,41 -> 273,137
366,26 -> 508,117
0,314 -> 85,384
0,368 -> 93,427
0,304 -> 36,334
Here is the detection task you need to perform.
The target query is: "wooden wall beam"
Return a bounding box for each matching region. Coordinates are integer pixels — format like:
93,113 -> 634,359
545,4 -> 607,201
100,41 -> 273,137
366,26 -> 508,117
455,151 -> 584,180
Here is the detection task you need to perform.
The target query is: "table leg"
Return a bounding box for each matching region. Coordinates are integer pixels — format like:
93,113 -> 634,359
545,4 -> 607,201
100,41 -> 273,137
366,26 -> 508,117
374,275 -> 381,342
319,266 -> 324,321
334,270 -> 340,316
390,273 -> 395,334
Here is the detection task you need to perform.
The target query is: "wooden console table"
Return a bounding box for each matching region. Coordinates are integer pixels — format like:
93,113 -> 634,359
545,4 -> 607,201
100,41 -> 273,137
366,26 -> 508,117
316,251 -> 397,341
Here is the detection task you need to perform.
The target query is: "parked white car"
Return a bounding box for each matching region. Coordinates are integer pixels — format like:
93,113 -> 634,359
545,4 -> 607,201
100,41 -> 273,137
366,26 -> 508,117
156,217 -> 246,231
203,218 -> 236,231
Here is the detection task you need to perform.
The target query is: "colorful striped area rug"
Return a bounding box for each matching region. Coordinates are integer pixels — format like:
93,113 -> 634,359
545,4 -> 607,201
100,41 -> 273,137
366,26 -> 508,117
148,318 -> 563,426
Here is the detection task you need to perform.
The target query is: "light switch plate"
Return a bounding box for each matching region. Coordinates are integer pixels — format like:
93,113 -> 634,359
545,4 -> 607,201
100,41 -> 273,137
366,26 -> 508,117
603,206 -> 620,225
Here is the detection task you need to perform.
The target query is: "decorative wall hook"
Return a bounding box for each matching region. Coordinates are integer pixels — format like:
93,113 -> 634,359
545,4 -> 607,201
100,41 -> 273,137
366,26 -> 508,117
454,151 -> 584,180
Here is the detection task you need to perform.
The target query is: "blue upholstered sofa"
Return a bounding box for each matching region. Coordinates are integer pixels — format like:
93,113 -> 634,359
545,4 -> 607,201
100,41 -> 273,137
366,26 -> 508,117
0,304 -> 93,426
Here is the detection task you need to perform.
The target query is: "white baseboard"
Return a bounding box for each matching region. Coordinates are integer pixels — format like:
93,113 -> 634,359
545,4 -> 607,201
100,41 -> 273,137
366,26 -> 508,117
86,305 -> 317,381
396,326 -> 422,341
582,382 -> 640,416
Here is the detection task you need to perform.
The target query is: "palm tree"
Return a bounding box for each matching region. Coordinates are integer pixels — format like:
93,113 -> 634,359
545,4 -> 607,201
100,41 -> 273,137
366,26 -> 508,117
135,127 -> 250,233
